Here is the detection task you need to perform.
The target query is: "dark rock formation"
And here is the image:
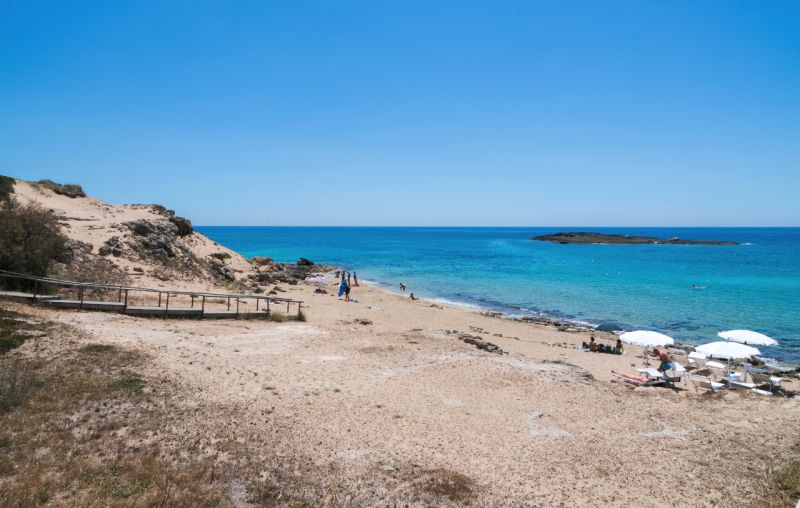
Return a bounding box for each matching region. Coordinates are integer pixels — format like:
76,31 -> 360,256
98,236 -> 124,257
56,239 -> 93,263
531,232 -> 739,245
297,257 -> 314,266
169,216 -> 193,236
149,205 -> 175,217
448,331 -> 504,354
251,257 -> 273,266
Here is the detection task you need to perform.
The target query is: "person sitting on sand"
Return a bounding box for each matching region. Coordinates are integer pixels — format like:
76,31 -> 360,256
653,348 -> 674,372
589,336 -> 598,352
409,292 -> 418,300
581,341 -> 590,350
614,338 -> 624,354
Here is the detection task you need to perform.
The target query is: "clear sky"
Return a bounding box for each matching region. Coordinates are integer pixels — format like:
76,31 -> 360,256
1,1 -> 798,226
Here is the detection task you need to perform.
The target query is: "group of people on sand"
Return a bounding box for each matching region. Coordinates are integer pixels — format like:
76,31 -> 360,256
335,270 -> 358,302
581,336 -> 624,355
399,282 -> 418,300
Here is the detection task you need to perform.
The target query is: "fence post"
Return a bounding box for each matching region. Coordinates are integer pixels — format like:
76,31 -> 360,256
33,280 -> 38,303
227,297 -> 230,311
157,292 -> 162,307
287,300 -> 290,313
165,293 -> 170,314
201,295 -> 206,317
124,290 -> 128,311
297,302 -> 301,316
236,298 -> 239,316
118,288 -> 122,302
266,299 -> 270,314
79,286 -> 84,310
191,295 -> 195,308
256,297 -> 259,311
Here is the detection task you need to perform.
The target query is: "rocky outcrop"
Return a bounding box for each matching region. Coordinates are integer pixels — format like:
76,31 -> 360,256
98,236 -> 124,257
169,216 -> 193,236
56,239 -> 93,264
251,257 -> 273,266
297,257 -> 314,266
531,232 -> 739,245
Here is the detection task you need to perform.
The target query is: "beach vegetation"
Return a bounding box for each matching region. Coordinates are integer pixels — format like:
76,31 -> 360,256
269,311 -> 285,322
80,343 -> 115,353
0,360 -> 39,413
0,198 -> 66,283
110,373 -> 146,394
34,179 -> 86,198
0,175 -> 14,202
0,308 -> 37,354
768,459 -> 800,507
0,320 -> 227,506
417,468 -> 475,503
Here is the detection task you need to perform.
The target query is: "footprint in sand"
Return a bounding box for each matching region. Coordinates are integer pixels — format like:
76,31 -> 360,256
526,410 -> 572,438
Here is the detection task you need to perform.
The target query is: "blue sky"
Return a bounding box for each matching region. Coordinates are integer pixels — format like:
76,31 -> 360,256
1,1 -> 798,226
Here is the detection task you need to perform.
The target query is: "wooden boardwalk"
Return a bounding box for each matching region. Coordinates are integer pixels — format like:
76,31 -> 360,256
0,270 -> 303,320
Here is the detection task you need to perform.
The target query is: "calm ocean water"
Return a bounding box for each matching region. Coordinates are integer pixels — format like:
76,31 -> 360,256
197,227 -> 800,365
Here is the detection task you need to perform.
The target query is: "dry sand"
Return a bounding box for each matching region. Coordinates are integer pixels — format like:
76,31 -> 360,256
6,180 -> 800,506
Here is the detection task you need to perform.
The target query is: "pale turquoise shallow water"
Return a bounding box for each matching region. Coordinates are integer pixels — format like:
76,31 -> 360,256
196,227 -> 800,364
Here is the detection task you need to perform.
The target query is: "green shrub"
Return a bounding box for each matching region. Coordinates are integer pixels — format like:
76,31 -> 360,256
0,175 -> 14,202
35,179 -> 85,198
0,199 -> 66,283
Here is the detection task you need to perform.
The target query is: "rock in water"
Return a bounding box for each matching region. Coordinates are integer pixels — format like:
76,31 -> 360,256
297,257 -> 314,266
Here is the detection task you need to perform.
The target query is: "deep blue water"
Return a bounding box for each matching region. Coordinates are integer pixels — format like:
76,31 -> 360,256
197,227 -> 800,364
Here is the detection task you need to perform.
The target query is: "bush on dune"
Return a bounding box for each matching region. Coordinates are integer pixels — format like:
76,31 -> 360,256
0,198 -> 66,283
0,175 -> 14,202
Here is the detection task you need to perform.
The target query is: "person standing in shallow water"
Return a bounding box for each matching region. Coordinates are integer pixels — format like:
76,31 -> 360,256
347,272 -> 351,286
353,272 -> 358,286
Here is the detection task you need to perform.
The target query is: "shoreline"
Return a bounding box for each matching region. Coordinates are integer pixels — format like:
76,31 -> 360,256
324,268 -> 798,369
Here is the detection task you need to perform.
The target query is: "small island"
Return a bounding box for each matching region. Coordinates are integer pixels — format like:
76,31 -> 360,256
531,232 -> 739,245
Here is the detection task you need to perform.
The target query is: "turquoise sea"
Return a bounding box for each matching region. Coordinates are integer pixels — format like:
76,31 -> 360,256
196,227 -> 800,365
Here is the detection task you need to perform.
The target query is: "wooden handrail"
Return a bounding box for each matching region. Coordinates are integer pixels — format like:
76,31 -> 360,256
0,268 -> 303,311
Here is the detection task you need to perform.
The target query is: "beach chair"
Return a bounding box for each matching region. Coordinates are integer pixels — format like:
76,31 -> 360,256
612,370 -> 671,388
688,375 -> 726,393
638,367 -> 683,387
746,366 -> 783,393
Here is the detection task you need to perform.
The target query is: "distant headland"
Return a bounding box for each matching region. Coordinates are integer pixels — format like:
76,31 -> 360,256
531,232 -> 739,245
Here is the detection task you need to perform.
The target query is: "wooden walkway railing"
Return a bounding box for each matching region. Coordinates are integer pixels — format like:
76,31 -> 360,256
0,269 -> 303,319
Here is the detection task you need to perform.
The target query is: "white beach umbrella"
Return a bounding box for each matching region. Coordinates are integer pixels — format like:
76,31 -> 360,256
619,330 -> 675,347
695,341 -> 761,360
717,329 -> 777,346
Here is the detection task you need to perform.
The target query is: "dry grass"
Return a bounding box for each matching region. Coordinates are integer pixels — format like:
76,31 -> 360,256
417,468 -> 476,504
765,459 -> 800,507
0,310 -> 228,506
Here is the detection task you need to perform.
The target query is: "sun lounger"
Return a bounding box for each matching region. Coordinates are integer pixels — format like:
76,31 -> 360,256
748,369 -> 783,392
689,376 -> 726,393
612,370 -> 671,387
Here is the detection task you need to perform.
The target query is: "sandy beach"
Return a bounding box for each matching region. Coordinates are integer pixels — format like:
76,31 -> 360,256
2,181 -> 799,506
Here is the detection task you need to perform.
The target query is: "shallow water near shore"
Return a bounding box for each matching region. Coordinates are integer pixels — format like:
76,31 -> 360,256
197,227 -> 800,364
